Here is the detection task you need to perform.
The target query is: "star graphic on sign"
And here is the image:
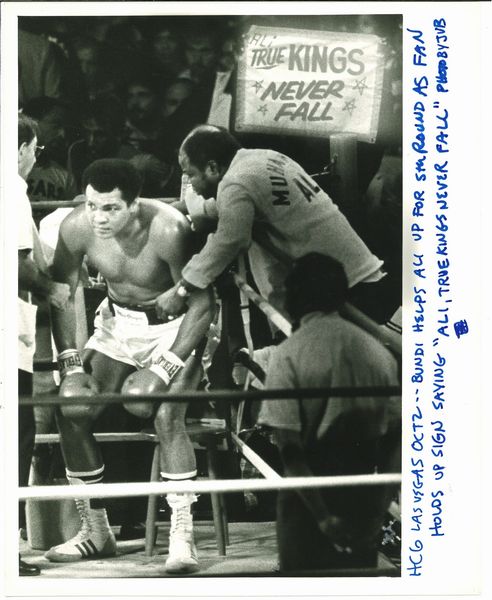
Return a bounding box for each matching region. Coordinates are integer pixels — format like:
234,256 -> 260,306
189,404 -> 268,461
252,80 -> 264,93
342,99 -> 357,116
353,77 -> 368,96
257,104 -> 268,116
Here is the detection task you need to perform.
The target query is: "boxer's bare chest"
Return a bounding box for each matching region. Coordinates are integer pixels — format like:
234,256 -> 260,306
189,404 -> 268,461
85,230 -> 173,294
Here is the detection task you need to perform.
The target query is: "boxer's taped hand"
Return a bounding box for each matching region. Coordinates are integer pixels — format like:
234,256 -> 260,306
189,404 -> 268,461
149,350 -> 185,385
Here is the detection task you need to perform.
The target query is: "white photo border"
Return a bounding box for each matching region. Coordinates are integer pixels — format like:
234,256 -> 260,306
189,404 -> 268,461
1,1 -> 488,597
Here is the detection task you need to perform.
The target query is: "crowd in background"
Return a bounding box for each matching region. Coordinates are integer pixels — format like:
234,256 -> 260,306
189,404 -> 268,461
19,14 -> 402,201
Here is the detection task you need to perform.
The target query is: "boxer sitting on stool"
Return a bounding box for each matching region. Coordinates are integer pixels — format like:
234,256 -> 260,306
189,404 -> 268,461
49,158 -> 215,573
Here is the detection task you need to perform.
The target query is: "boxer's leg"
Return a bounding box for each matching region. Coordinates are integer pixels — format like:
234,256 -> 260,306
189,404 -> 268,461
56,351 -> 134,471
154,355 -> 202,574
46,352 -> 135,562
155,355 -> 201,476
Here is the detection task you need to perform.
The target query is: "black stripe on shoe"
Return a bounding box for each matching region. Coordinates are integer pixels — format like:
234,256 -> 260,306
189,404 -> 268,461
86,539 -> 98,555
81,541 -> 94,556
75,543 -> 87,557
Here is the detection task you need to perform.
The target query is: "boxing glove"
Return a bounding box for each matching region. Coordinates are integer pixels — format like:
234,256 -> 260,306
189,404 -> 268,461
121,350 -> 185,418
121,368 -> 168,418
59,372 -> 99,419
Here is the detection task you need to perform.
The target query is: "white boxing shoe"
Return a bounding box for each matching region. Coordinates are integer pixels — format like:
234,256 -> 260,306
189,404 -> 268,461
165,493 -> 199,574
45,500 -> 116,563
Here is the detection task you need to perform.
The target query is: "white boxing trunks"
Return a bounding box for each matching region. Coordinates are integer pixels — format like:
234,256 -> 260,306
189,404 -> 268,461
85,297 -> 184,368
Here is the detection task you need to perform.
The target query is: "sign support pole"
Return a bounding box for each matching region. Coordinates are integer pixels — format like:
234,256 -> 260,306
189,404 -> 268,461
330,133 -> 359,218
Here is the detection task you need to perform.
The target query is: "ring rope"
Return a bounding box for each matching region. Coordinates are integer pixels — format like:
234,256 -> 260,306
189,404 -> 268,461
30,197 -> 178,211
233,261 -> 402,357
19,472 -> 401,501
30,200 -> 84,210
233,273 -> 292,337
230,432 -> 282,480
19,385 -> 401,406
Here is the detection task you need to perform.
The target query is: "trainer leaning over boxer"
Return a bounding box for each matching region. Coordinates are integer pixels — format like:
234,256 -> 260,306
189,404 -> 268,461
48,158 -> 215,573
157,125 -> 392,324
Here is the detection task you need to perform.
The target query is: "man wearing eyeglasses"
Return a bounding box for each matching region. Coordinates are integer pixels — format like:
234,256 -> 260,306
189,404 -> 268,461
17,113 -> 70,575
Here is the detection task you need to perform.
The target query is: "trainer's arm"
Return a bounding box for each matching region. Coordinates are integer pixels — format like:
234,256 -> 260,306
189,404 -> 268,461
157,216 -> 216,362
182,185 -> 255,289
155,187 -> 254,317
170,287 -> 215,362
19,249 -> 61,299
50,217 -> 86,353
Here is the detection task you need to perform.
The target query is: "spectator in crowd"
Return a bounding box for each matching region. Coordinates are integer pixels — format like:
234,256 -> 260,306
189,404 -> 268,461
180,29 -> 219,86
149,22 -> 186,83
22,97 -> 78,206
18,20 -> 92,113
204,29 -> 243,128
216,34 -> 242,73
123,75 -> 164,154
71,35 -> 115,102
129,153 -> 179,199
258,253 -> 400,572
17,113 -> 70,575
19,29 -> 63,107
161,78 -> 194,120
156,126 -> 392,325
156,28 -> 224,161
155,77 -> 197,163
68,94 -> 138,191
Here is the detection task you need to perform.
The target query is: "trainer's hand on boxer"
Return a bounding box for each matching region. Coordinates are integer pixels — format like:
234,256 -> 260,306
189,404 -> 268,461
121,368 -> 168,419
155,284 -> 187,321
48,281 -> 71,310
59,372 -> 99,419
